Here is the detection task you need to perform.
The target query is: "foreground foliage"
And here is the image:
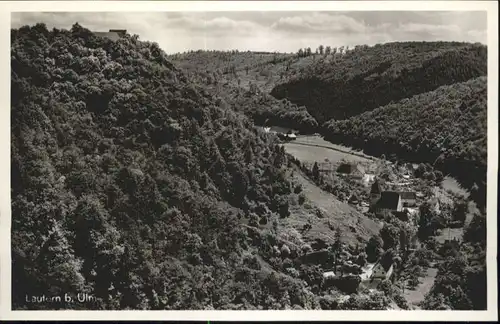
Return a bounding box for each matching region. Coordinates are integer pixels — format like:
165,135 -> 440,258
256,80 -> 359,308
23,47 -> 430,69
421,214 -> 486,310
11,23 -> 313,310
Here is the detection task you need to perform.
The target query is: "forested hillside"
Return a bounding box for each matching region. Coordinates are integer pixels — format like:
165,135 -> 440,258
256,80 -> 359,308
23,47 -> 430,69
323,77 -> 487,209
170,50 -> 319,132
9,21 -> 490,312
270,42 -> 487,123
10,23 -> 319,310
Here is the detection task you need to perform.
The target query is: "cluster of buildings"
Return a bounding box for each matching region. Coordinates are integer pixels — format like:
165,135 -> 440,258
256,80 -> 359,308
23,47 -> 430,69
262,127 -> 297,141
331,161 -> 436,283
336,161 -> 440,222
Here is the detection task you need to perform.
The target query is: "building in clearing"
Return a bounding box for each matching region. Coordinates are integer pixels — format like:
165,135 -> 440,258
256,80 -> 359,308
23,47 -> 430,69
371,261 -> 394,281
93,29 -> 127,41
337,162 -> 365,179
277,132 -> 296,141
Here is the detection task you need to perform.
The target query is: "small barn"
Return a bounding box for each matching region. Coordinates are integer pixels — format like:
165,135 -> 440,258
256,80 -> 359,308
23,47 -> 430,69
370,261 -> 394,281
337,163 -> 365,179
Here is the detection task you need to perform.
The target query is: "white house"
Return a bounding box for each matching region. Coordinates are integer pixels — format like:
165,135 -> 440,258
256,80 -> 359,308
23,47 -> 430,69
370,262 -> 394,281
323,271 -> 337,279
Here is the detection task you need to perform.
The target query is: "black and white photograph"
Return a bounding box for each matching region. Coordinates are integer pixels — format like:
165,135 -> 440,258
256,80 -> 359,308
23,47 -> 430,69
1,0 -> 498,321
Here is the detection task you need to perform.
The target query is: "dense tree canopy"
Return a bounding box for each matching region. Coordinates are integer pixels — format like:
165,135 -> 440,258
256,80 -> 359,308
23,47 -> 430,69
10,23 -> 489,312
11,23 -> 312,310
271,41 -> 487,123
422,214 -> 486,310
323,77 -> 487,209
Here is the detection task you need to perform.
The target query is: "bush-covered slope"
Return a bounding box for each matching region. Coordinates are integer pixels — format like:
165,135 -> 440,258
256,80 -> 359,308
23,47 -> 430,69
323,77 -> 487,208
170,51 -> 319,132
213,85 -> 318,133
11,23 -> 317,310
270,41 -> 487,123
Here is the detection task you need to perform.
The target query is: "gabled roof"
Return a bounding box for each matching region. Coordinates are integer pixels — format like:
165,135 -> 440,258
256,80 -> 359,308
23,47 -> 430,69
376,191 -> 401,210
93,29 -> 127,41
93,31 -> 122,41
337,163 -> 365,175
381,261 -> 394,272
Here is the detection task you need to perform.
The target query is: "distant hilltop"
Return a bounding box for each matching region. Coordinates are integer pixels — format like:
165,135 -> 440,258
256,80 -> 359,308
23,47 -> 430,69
92,29 -> 127,41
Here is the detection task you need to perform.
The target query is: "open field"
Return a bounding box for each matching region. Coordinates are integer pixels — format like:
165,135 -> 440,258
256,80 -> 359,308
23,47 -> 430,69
434,228 -> 464,244
283,135 -> 374,165
403,267 -> 438,309
281,167 -> 382,247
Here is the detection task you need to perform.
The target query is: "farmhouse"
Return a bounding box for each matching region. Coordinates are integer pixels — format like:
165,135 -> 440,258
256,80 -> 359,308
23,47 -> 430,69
93,29 -> 127,41
399,191 -> 417,207
373,191 -> 403,212
370,261 -> 394,281
337,162 -> 365,179
363,173 -> 376,185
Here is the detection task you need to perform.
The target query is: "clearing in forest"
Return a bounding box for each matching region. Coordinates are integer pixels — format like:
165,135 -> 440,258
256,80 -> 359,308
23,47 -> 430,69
283,135 -> 374,165
280,167 -> 382,248
403,267 -> 438,309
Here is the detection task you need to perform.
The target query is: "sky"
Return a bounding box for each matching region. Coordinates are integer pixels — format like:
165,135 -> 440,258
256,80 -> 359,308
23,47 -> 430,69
11,11 -> 487,53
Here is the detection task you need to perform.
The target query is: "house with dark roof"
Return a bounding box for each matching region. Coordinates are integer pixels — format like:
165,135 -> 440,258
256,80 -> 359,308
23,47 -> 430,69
399,191 -> 417,207
373,191 -> 403,212
337,162 -> 365,179
371,261 -> 394,280
93,29 -> 127,41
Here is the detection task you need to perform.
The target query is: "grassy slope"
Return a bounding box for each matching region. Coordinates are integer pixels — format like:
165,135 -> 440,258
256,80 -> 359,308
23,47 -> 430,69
284,167 -> 381,247
169,50 -> 315,93
170,51 -> 320,133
